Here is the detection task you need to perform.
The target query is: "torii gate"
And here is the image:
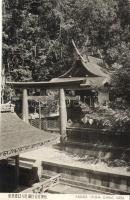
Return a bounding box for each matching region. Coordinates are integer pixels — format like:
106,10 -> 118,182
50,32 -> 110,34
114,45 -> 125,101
7,79 -> 84,143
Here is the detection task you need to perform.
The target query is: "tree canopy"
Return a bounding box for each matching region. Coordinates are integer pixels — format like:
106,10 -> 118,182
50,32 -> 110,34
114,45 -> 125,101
2,0 -> 130,99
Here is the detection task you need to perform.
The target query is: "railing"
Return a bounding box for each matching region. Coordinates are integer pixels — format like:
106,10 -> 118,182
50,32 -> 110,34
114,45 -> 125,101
1,103 -> 15,113
21,174 -> 61,193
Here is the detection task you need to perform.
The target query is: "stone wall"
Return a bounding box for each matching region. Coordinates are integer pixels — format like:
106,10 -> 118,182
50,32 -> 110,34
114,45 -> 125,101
67,128 -> 130,147
42,161 -> 130,194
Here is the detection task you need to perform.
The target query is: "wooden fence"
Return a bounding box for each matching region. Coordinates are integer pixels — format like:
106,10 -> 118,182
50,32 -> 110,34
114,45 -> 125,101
29,118 -> 60,131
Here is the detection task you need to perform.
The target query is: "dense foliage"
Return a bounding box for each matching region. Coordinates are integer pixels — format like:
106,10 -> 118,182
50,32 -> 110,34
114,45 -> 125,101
3,0 -> 130,80
2,0 -> 130,110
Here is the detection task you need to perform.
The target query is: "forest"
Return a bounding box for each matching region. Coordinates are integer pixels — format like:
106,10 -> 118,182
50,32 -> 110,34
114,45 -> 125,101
2,0 -> 130,109
2,1 -> 130,75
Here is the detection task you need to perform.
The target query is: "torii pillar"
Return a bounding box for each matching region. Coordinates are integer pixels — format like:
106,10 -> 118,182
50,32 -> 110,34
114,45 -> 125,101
22,88 -> 29,123
59,88 -> 67,144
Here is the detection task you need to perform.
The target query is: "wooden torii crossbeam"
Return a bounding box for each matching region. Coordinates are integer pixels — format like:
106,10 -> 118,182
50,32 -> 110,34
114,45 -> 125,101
6,79 -> 84,143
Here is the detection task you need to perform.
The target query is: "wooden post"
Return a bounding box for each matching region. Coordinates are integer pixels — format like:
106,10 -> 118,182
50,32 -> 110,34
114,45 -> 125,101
1,89 -> 4,104
59,88 -> 67,143
22,88 -> 29,123
15,155 -> 19,189
1,66 -> 5,104
39,100 -> 41,129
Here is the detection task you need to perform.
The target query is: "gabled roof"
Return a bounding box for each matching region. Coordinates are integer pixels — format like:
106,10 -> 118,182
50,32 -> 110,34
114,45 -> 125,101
59,40 -> 110,79
60,58 -> 109,78
0,112 -> 56,160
